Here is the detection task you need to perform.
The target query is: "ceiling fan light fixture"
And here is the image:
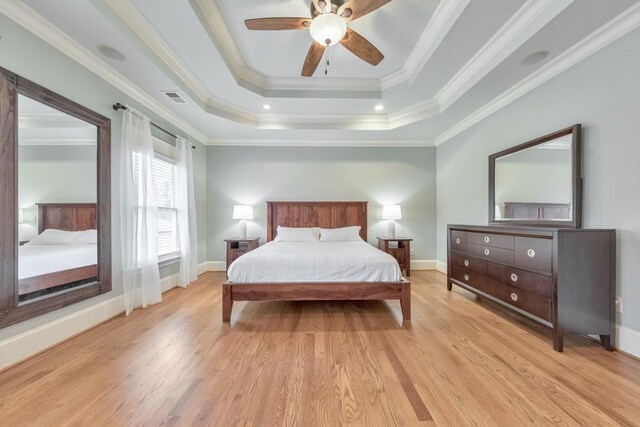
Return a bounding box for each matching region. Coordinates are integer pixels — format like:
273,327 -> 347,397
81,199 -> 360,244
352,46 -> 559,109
309,13 -> 347,47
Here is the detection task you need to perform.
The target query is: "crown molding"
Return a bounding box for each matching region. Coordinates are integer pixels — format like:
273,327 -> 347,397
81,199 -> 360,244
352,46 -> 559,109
189,0 -> 465,98
434,3 -> 640,145
381,0 -> 470,90
206,139 -> 435,147
0,0 -> 210,143
435,0 -> 573,112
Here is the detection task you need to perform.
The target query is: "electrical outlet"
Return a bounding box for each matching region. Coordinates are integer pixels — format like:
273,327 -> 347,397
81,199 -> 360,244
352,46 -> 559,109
410,249 -> 415,257
616,296 -> 623,314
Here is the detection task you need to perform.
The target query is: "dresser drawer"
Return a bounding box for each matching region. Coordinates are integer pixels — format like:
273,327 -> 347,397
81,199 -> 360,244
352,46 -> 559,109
515,237 -> 553,273
467,243 -> 514,264
487,262 -> 552,299
488,279 -> 551,321
467,232 -> 514,250
451,267 -> 487,293
450,251 -> 487,275
450,230 -> 467,251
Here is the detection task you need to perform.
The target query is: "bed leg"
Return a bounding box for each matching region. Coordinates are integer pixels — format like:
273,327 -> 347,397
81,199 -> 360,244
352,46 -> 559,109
401,282 -> 411,321
222,284 -> 233,322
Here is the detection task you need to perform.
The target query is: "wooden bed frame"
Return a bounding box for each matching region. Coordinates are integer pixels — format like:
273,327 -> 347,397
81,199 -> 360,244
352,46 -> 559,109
19,203 -> 98,296
222,201 -> 411,322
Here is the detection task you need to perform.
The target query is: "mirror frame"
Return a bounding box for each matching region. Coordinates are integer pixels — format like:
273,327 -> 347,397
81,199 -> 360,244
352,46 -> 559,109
0,66 -> 111,329
488,124 -> 582,228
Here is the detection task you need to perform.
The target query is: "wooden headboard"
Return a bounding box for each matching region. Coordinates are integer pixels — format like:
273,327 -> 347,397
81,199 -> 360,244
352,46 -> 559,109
37,203 -> 97,234
266,201 -> 368,242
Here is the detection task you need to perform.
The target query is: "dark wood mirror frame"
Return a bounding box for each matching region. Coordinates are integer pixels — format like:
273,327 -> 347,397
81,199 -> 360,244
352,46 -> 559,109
0,66 -> 111,328
488,124 -> 582,228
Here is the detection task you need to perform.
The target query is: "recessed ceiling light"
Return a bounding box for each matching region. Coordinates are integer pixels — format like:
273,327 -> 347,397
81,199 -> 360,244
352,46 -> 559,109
97,44 -> 126,62
262,104 -> 272,111
375,104 -> 384,112
521,50 -> 550,65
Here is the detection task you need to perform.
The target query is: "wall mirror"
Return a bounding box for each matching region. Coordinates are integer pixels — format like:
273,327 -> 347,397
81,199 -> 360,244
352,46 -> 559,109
0,67 -> 111,328
489,124 -> 582,228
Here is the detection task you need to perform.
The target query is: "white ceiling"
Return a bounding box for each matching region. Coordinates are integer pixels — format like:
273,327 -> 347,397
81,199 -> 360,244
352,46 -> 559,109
6,0 -> 640,145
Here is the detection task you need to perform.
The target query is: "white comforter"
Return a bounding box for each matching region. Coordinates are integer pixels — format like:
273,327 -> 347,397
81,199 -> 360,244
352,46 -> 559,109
19,244 -> 97,280
227,241 -> 403,283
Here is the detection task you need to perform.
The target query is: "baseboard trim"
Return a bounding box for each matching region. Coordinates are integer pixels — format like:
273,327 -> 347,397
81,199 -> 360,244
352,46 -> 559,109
199,261 -> 226,273
0,262 -> 210,371
436,260 -> 447,274
617,324 -> 640,358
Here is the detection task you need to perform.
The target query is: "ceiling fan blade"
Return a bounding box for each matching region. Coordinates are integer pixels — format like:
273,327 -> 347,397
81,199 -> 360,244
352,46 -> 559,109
338,0 -> 392,21
302,42 -> 326,77
340,28 -> 384,66
312,0 -> 327,14
245,17 -> 311,31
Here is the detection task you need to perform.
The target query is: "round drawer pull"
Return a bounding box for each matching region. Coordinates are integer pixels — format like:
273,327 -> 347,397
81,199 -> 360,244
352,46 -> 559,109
464,274 -> 469,281
484,236 -> 490,243
484,248 -> 490,256
455,238 -> 461,244
464,260 -> 469,267
510,273 -> 518,282
527,249 -> 536,258
510,292 -> 518,302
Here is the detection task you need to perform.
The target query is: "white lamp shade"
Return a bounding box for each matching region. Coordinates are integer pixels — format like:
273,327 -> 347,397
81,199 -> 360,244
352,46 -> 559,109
18,209 -> 24,224
309,13 -> 347,46
381,205 -> 402,220
233,205 -> 253,220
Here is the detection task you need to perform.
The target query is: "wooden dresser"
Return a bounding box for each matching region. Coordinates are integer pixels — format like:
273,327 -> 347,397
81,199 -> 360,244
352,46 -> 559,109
447,224 -> 616,352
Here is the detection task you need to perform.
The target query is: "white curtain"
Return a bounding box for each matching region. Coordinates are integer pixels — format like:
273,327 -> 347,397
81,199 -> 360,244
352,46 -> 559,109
120,106 -> 162,315
175,136 -> 198,287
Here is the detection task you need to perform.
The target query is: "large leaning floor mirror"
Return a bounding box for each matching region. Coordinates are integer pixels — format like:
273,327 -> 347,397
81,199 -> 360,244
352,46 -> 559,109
0,66 -> 111,328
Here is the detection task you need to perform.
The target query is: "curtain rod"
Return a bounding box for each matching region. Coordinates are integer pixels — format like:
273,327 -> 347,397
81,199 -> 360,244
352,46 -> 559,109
112,103 -> 196,149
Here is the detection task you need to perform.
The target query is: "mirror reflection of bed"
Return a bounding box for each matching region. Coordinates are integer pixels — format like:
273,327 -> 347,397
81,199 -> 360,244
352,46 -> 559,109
494,134 -> 573,221
18,94 -> 99,303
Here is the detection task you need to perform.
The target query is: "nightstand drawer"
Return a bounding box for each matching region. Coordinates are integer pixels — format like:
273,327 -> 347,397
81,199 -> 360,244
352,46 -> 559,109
225,238 -> 260,272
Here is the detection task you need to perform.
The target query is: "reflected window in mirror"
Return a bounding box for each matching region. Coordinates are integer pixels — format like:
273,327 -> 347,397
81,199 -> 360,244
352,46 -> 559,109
489,125 -> 582,228
18,94 -> 99,302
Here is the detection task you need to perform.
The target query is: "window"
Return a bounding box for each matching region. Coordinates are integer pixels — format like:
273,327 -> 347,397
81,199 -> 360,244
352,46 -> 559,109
153,154 -> 180,259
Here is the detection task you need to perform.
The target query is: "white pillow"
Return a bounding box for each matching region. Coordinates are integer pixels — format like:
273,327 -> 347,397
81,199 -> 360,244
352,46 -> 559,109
26,229 -> 85,245
274,226 -> 320,242
73,229 -> 98,244
320,226 -> 363,242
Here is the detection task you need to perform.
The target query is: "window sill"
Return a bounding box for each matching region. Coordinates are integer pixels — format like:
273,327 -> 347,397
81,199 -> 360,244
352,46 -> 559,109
158,254 -> 181,268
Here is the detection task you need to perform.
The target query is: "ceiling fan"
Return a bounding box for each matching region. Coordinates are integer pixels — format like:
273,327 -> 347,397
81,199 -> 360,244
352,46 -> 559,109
245,0 -> 392,77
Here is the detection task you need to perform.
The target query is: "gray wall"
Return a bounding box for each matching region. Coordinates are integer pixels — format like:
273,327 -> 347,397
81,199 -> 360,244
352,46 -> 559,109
0,14 -> 207,341
207,146 -> 437,261
19,145 -> 97,241
436,27 -> 640,332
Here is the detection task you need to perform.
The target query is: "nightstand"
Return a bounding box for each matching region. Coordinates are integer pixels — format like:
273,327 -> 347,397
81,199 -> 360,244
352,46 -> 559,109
377,237 -> 413,277
224,237 -> 260,272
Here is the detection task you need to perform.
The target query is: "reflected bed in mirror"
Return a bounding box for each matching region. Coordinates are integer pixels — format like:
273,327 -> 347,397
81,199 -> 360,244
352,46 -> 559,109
0,66 -> 111,329
489,125 -> 582,228
18,94 -> 99,302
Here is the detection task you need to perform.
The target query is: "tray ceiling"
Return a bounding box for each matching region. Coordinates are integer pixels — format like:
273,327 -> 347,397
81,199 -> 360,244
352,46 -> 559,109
5,0 -> 640,145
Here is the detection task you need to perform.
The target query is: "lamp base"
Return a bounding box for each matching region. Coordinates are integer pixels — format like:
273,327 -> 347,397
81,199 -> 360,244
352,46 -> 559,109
387,220 -> 396,238
238,220 -> 247,239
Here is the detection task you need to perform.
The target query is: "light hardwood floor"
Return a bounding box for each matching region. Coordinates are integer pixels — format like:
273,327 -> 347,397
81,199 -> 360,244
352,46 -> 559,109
1,271 -> 639,426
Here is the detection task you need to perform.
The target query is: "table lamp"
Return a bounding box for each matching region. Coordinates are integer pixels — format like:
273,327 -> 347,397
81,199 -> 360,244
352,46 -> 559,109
233,205 -> 253,239
382,205 -> 402,238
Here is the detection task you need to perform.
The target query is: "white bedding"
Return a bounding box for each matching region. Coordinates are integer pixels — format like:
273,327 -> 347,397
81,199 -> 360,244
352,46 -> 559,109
227,241 -> 403,283
19,244 -> 97,280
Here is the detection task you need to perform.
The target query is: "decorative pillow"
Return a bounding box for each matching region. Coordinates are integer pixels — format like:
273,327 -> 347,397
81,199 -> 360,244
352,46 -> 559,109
73,229 -> 98,244
26,229 -> 85,245
274,226 -> 320,242
320,226 -> 363,242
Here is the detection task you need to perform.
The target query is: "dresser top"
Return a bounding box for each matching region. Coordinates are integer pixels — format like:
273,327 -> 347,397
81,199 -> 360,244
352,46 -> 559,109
448,224 -> 615,236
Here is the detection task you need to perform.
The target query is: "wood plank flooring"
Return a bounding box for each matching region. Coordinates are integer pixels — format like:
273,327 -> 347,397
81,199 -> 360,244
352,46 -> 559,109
0,271 -> 639,426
